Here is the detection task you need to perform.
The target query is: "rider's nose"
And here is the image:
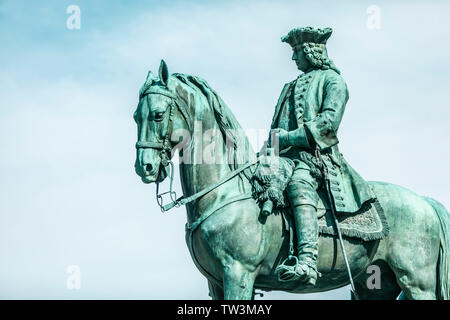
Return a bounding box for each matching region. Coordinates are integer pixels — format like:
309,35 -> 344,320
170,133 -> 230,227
145,164 -> 153,173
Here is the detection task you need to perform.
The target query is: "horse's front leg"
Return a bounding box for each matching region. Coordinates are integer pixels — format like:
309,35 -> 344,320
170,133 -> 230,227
223,260 -> 258,300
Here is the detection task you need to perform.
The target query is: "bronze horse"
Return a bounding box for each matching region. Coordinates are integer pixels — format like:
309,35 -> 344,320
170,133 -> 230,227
134,61 -> 449,300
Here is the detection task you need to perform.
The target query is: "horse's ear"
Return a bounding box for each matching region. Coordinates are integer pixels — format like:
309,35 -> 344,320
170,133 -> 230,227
159,59 -> 169,86
145,70 -> 156,82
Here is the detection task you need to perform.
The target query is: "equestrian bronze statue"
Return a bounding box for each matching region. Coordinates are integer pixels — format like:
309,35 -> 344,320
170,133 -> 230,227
133,27 -> 450,300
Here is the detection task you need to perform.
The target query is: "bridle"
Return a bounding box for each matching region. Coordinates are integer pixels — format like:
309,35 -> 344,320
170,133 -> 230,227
135,88 -> 179,212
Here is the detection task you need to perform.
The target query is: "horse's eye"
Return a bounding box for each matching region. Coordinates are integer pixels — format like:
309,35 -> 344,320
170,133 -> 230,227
154,111 -> 165,121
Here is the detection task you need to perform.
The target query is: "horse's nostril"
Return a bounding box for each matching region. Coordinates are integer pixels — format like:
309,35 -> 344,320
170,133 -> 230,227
146,164 -> 153,173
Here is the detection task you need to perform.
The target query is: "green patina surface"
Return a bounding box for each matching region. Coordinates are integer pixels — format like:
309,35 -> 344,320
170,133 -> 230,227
133,27 -> 450,300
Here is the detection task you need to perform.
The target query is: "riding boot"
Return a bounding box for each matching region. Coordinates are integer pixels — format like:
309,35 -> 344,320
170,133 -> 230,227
293,204 -> 319,284
276,204 -> 320,285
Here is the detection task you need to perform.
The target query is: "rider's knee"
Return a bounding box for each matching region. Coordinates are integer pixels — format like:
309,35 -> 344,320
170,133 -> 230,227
286,181 -> 318,207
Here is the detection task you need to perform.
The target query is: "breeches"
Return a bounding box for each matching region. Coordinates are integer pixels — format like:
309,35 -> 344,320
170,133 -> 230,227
286,161 -> 321,208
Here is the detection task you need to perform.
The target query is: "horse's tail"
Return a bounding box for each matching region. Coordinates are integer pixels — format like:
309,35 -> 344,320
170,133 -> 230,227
424,197 -> 450,300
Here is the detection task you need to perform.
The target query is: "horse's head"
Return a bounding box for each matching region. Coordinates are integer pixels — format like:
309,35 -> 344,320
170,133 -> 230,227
134,60 -> 186,184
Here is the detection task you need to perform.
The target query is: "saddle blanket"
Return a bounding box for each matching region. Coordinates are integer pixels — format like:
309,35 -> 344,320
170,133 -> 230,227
316,198 -> 389,241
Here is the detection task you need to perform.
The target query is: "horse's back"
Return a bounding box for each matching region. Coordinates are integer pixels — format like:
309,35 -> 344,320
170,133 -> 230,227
369,181 -> 442,229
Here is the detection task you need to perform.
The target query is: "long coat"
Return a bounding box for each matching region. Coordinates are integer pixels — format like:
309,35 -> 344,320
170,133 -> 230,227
269,68 -> 375,213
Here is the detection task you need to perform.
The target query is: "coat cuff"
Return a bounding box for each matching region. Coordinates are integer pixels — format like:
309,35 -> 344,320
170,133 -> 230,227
304,117 -> 339,150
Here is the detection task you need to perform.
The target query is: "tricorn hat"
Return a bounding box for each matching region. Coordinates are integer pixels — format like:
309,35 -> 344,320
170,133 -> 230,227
281,27 -> 333,47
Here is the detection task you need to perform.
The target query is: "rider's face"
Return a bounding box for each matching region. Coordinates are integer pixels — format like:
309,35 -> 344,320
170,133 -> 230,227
292,44 -> 310,72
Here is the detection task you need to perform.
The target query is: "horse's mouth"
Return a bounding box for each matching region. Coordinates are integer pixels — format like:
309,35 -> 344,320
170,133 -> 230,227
141,175 -> 157,184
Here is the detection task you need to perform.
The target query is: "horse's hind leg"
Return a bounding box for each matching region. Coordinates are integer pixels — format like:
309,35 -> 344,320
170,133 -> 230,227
352,260 -> 401,300
223,260 -> 258,300
208,279 -> 224,300
391,262 -> 438,300
386,231 -> 440,300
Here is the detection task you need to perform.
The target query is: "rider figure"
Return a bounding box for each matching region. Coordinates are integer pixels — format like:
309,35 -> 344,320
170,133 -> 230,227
268,27 -> 374,285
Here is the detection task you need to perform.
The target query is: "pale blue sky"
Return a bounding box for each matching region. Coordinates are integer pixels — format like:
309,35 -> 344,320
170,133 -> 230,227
0,0 -> 449,299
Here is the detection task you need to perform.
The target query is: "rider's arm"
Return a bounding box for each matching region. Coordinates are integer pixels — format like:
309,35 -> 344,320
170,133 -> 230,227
286,71 -> 349,150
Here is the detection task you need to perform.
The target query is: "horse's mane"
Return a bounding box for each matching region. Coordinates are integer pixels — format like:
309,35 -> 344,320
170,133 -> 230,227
172,73 -> 255,172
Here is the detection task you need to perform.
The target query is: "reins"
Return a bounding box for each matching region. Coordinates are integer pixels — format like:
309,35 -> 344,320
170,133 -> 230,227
159,159 -> 258,212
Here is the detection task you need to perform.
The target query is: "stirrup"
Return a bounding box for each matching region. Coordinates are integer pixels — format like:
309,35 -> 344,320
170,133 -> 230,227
275,255 -> 321,284
275,255 -> 298,274
275,255 -> 302,282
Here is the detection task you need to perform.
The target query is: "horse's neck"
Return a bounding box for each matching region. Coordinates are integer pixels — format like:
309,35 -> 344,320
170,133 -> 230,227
171,75 -> 256,224
178,121 -> 252,224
